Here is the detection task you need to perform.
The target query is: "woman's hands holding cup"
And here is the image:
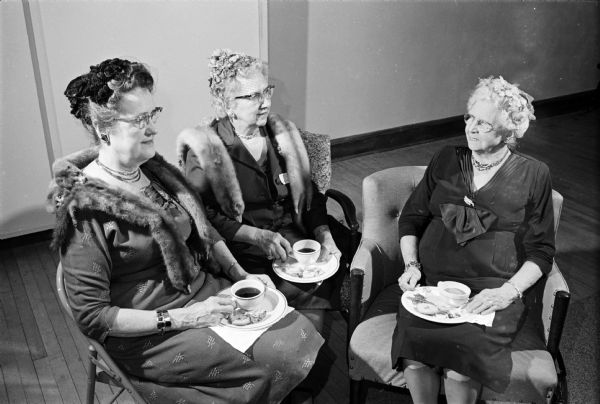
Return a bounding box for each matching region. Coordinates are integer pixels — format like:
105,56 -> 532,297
173,296 -> 235,329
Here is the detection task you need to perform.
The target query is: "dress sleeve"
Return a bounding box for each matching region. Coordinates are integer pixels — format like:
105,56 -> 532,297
303,181 -> 329,233
397,150 -> 442,238
523,162 -> 556,274
184,149 -> 242,240
60,218 -> 119,343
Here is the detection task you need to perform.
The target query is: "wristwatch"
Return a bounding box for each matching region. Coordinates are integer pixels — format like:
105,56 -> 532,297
156,310 -> 172,334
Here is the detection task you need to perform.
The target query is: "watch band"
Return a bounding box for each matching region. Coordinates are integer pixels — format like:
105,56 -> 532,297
157,310 -> 172,334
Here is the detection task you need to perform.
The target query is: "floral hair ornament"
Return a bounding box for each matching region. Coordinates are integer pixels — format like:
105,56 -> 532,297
208,48 -> 258,98
64,58 -> 134,123
482,76 -> 536,139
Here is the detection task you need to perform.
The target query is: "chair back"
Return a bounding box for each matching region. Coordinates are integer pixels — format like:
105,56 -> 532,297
300,130 -> 331,193
56,263 -> 75,320
56,263 -> 149,403
357,166 -> 426,303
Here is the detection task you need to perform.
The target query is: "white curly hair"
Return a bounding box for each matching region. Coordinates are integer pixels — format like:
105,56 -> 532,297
207,48 -> 268,118
467,76 -> 535,148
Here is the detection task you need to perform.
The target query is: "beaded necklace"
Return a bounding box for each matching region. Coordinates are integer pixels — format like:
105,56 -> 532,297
471,148 -> 510,171
95,159 -> 141,182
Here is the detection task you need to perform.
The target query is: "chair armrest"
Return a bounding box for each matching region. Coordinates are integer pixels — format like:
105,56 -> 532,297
547,290 -> 570,356
349,267 -> 364,340
325,188 -> 359,233
348,238 -> 394,335
542,263 -> 570,350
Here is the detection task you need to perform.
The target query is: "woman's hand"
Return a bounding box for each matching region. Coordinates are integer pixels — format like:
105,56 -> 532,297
245,273 -> 276,290
464,284 -> 518,315
172,296 -> 235,329
314,227 -> 342,260
253,228 -> 293,261
398,267 -> 421,292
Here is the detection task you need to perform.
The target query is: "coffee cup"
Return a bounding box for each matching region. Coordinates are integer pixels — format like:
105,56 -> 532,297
438,281 -> 471,307
231,278 -> 266,310
292,239 -> 321,265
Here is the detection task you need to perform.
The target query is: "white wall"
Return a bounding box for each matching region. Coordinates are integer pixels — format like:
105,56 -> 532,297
0,1 -> 54,237
34,0 -> 262,162
1,0 -> 263,238
269,1 -> 600,138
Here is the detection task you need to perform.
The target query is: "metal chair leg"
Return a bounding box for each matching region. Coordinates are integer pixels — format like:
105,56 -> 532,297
87,345 -> 98,404
350,379 -> 365,404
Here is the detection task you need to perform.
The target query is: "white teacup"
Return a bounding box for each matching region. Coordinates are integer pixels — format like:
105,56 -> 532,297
292,239 -> 321,265
231,278 -> 266,310
438,281 -> 471,307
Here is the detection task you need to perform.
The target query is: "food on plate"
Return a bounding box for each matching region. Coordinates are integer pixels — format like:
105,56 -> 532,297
415,302 -> 438,315
223,307 -> 268,326
406,290 -> 464,319
282,263 -> 325,279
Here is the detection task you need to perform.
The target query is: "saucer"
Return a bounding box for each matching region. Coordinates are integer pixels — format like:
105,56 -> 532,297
273,253 -> 339,284
218,287 -> 288,330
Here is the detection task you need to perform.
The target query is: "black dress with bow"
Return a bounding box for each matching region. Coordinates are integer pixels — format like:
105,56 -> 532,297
391,146 -> 555,392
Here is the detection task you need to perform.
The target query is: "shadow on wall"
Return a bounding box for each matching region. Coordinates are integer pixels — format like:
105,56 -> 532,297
268,1 -> 309,129
0,208 -> 55,240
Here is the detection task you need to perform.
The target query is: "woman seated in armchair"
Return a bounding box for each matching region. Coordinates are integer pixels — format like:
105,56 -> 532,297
178,49 -> 349,331
392,76 -> 555,403
49,57 -> 323,404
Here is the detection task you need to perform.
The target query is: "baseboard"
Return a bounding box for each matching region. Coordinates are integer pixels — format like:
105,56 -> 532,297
0,229 -> 53,249
331,89 -> 598,161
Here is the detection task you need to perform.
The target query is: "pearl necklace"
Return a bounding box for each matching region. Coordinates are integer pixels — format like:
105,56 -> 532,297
471,149 -> 510,171
95,159 -> 141,182
236,130 -> 261,140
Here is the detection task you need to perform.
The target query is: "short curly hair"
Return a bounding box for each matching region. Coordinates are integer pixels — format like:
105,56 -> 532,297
467,76 -> 535,148
64,58 -> 154,142
207,49 -> 268,118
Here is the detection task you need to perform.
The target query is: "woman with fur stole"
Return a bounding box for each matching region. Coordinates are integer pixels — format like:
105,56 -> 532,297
49,58 -> 323,404
178,50 -> 349,333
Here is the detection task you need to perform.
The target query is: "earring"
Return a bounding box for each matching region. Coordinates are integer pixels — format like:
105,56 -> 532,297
100,133 -> 110,145
229,111 -> 237,121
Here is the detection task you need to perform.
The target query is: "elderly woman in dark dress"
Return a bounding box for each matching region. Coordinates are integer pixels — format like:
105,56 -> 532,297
49,58 -> 323,404
392,76 -> 555,403
177,49 -> 346,332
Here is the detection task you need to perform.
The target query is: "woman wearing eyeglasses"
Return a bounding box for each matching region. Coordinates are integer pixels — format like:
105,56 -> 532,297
178,49 -> 346,333
49,58 -> 324,404
391,76 -> 555,403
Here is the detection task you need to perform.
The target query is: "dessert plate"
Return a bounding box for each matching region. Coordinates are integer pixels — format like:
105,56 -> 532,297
218,287 -> 288,330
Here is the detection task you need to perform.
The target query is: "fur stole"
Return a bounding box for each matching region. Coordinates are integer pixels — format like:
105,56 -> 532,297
47,148 -> 217,293
176,114 -> 313,226
177,117 -> 245,221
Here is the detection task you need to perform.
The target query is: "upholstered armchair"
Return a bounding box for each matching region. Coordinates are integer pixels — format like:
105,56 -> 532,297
347,166 -> 570,403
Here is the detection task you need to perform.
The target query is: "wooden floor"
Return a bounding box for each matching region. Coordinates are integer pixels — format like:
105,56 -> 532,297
1,106 -> 598,403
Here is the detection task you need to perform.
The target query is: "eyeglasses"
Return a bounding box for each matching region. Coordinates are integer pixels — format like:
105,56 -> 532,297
234,85 -> 275,103
116,106 -> 163,129
463,113 -> 495,133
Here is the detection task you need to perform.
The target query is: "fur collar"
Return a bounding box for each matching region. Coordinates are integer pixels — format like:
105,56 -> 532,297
47,148 -> 215,293
176,114 -> 313,226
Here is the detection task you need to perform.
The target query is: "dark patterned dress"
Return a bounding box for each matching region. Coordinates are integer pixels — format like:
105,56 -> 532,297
391,146 -> 555,392
61,178 -> 324,404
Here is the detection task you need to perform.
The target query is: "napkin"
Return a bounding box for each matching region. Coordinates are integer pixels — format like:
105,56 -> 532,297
210,307 -> 294,352
462,311 -> 495,327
